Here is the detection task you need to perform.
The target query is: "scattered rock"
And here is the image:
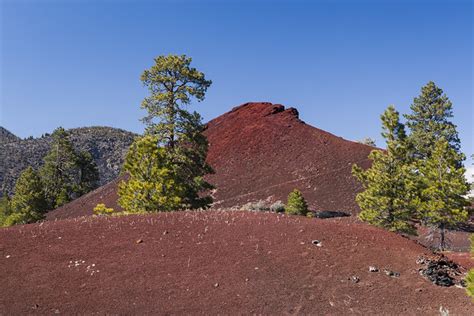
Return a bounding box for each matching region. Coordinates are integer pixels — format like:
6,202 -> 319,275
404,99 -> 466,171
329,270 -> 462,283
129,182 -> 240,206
383,269 -> 400,278
350,276 -> 360,283
314,211 -> 350,219
312,240 -> 322,247
163,231 -> 168,235
136,239 -> 143,244
368,266 -> 378,272
418,256 -> 461,287
213,283 -> 219,288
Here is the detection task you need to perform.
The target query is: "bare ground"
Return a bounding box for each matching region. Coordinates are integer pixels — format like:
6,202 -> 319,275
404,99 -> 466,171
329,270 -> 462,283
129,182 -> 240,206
1,211 -> 472,314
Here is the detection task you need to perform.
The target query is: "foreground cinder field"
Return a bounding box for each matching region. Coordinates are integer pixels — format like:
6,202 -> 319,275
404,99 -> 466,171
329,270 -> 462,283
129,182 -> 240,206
1,211 -> 472,314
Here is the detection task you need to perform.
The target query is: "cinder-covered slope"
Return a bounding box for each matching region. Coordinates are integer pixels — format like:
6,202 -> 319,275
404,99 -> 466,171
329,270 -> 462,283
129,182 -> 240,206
205,102 -> 373,211
47,102 -> 373,220
1,211 -> 472,314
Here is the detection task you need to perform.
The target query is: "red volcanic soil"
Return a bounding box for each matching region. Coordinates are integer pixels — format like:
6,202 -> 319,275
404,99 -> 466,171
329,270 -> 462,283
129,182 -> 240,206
1,211 -> 472,314
47,102 -> 373,220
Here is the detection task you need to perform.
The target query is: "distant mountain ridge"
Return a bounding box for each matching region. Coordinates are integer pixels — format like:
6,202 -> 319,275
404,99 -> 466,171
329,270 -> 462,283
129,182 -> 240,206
0,126 -> 137,196
0,127 -> 21,145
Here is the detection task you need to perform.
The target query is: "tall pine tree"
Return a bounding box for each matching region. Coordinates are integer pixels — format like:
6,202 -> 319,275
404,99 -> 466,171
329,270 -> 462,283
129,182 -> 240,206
353,105 -> 417,234
405,82 -> 469,249
119,55 -> 214,212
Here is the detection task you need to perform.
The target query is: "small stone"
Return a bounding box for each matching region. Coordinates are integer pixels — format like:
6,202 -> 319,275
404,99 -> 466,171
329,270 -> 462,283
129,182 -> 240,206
312,240 -> 322,247
350,276 -> 360,283
163,231 -> 168,235
415,288 -> 423,292
384,269 -> 400,277
368,266 -> 379,272
5,255 -> 10,258
136,239 -> 143,244
213,283 -> 219,288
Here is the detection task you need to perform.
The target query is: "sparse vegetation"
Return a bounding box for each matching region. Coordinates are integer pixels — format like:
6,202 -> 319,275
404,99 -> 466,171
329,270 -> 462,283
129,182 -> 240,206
270,200 -> 285,213
286,189 -> 309,216
358,137 -> 376,147
93,203 -> 115,216
241,200 -> 269,211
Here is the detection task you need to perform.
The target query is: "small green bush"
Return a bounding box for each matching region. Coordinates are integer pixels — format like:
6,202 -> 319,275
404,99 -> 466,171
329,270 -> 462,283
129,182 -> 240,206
285,189 -> 309,216
93,203 -> 115,216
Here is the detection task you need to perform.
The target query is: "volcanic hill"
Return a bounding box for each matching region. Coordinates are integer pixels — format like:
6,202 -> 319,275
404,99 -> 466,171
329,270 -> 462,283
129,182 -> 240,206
0,126 -> 136,196
1,211 -> 472,314
47,102 -> 374,220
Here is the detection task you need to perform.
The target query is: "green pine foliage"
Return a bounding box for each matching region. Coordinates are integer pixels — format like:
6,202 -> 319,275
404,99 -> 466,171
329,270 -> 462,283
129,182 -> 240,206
353,106 -> 417,235
417,139 -> 469,250
40,127 -> 99,208
466,235 -> 474,299
0,195 -> 12,226
286,189 -> 309,216
119,55 -> 214,212
75,151 -> 100,196
40,127 -> 80,208
118,135 -> 186,212
5,167 -> 48,226
404,81 -> 461,160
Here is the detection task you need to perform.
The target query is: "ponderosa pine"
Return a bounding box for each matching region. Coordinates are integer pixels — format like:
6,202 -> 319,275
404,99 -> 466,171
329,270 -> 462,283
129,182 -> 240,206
352,105 -> 417,234
6,167 -> 47,226
119,55 -> 214,212
40,127 -> 99,208
417,139 -> 469,250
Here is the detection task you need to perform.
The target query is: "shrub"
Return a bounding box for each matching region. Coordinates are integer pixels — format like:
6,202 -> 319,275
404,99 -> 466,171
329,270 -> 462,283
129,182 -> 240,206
466,235 -> 474,299
286,189 -> 309,216
270,201 -> 285,213
93,203 -> 115,216
241,200 -> 269,211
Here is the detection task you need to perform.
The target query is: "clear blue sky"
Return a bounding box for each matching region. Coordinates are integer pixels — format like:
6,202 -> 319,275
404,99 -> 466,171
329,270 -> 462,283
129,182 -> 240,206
1,0 -> 472,165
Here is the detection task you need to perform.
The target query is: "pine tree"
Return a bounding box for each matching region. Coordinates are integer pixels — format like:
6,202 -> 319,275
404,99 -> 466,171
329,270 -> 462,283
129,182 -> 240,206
39,128 -> 99,208
118,135 -> 185,212
119,55 -> 214,212
417,139 -> 469,250
6,167 -> 47,226
352,105 -> 417,234
40,127 -> 78,208
74,151 -> 99,196
286,189 -> 309,216
0,194 -> 12,226
405,81 -> 461,160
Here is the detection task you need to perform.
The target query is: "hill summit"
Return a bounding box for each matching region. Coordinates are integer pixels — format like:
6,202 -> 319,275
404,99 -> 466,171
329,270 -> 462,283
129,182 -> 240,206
47,102 -> 374,220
